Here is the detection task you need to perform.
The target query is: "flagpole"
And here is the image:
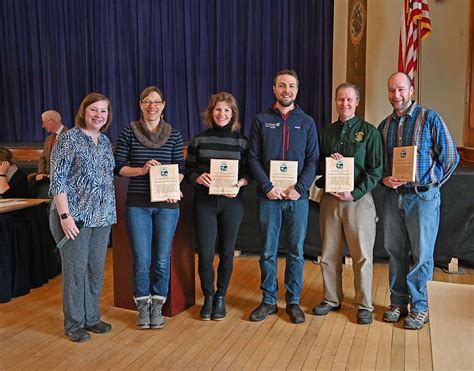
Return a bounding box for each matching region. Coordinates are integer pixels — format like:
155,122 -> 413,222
417,21 -> 421,104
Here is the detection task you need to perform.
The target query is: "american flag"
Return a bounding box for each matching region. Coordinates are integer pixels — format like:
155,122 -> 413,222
398,0 -> 432,83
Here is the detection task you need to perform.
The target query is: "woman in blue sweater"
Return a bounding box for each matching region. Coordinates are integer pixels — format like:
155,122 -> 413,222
185,92 -> 251,320
114,86 -> 184,330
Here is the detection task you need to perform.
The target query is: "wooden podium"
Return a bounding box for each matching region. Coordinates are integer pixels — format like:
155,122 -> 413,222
112,177 -> 195,316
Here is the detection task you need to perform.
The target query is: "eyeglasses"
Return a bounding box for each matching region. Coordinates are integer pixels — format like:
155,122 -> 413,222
42,119 -> 53,128
141,100 -> 163,106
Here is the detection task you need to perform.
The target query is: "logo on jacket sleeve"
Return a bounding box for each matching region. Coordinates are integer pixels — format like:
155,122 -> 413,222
265,122 -> 280,129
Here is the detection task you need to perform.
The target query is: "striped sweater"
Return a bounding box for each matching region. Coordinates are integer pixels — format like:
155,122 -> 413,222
185,125 -> 251,195
114,123 -> 184,207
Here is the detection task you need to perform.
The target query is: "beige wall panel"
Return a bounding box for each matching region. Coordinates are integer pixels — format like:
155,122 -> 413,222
332,0 -> 349,122
420,0 -> 469,145
364,0 -> 469,144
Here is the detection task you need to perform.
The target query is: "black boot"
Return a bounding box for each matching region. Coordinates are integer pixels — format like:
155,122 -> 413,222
212,295 -> 226,321
200,295 -> 214,320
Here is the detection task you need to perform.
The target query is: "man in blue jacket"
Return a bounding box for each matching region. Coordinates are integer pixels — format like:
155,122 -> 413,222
248,69 -> 319,324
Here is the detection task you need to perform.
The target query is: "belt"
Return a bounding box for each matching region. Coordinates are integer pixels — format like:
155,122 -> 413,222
395,182 -> 439,194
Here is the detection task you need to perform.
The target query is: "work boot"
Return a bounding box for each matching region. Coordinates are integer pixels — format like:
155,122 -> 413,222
150,295 -> 165,329
200,295 -> 214,321
286,304 -> 305,324
134,296 -> 151,329
249,302 -> 278,322
212,296 -> 226,321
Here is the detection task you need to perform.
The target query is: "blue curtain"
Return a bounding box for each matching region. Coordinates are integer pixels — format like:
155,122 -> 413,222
0,0 -> 333,143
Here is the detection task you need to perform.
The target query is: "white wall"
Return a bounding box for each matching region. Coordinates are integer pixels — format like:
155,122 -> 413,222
334,0 -> 470,144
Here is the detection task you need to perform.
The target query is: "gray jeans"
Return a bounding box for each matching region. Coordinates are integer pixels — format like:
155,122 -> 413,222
50,211 -> 111,334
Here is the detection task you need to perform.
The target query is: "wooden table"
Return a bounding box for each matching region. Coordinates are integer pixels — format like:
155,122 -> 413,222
0,198 -> 51,213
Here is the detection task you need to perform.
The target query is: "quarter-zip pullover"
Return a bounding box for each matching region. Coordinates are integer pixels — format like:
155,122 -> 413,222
248,104 -> 319,198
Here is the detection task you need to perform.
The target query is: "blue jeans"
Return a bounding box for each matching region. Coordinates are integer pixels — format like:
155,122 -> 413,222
125,206 -> 180,298
258,198 -> 309,305
383,187 -> 440,312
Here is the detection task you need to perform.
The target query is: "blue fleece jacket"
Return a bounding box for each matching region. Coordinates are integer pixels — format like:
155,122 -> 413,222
248,104 -> 319,199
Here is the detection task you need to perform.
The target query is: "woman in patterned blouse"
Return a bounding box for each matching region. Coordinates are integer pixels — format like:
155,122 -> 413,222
49,93 -> 116,343
114,86 -> 184,330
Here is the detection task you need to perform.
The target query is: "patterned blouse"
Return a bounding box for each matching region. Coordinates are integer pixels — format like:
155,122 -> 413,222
49,127 -> 117,227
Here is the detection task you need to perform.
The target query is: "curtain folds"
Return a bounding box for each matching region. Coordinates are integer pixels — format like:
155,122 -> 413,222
1,0 -> 333,142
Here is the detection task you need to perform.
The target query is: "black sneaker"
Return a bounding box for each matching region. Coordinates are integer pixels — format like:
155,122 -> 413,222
357,309 -> 373,325
383,304 -> 408,323
67,328 -> 91,343
404,310 -> 429,330
249,302 -> 278,322
312,302 -> 341,316
85,320 -> 112,334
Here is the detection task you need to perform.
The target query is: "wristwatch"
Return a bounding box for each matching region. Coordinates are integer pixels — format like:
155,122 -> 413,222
60,212 -> 70,220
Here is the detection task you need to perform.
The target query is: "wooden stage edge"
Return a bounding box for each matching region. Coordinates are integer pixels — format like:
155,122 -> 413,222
458,146 -> 474,165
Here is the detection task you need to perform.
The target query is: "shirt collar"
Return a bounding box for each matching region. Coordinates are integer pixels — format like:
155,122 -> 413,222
338,115 -> 359,128
391,100 -> 418,120
272,102 -> 296,120
55,125 -> 64,135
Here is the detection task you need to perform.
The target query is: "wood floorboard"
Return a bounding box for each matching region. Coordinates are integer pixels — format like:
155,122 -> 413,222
1,251 -> 473,370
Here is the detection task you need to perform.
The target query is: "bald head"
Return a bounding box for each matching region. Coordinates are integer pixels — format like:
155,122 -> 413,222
388,72 -> 412,87
41,110 -> 62,133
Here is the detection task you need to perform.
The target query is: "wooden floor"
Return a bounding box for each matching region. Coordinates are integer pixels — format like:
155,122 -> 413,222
1,252 -> 473,370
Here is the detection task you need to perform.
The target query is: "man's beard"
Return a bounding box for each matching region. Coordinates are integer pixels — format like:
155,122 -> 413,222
276,97 -> 295,107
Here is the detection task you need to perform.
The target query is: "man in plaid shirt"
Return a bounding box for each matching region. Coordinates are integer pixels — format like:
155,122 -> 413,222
379,72 -> 459,330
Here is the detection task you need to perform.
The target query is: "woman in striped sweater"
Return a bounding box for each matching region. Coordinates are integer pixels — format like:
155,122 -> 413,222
114,86 -> 184,330
185,92 -> 251,321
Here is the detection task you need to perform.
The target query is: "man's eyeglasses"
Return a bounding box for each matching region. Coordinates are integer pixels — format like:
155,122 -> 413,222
141,100 -> 163,106
42,119 -> 53,128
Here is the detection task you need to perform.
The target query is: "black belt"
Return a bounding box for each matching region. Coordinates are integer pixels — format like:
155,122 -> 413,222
395,182 -> 439,194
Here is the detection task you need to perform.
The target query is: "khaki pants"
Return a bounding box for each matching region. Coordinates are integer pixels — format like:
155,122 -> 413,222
319,192 -> 377,311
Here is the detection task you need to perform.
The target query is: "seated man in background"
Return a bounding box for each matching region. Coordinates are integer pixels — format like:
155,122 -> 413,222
31,110 -> 68,197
